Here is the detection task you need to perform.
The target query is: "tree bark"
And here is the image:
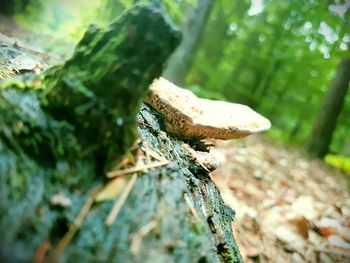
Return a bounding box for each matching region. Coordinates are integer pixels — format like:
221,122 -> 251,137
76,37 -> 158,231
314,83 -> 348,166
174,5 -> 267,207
163,0 -> 213,85
307,57 -> 350,158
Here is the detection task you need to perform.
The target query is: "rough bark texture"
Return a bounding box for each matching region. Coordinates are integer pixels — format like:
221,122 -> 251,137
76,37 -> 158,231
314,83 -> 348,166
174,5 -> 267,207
307,57 -> 350,158
0,33 -> 58,79
163,0 -> 213,85
0,3 -> 243,263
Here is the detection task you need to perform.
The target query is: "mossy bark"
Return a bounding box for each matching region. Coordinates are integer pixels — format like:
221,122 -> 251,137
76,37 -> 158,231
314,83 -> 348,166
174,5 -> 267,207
41,3 -> 181,172
0,3 -> 242,263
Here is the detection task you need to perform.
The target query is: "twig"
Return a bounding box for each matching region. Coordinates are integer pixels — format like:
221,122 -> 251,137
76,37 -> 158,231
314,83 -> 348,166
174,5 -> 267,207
155,148 -> 165,159
184,193 -> 200,221
130,220 -> 157,256
106,160 -> 169,178
105,173 -> 138,226
53,185 -> 102,261
33,240 -> 50,263
166,138 -> 181,160
141,145 -> 167,162
144,144 -> 151,171
157,131 -> 180,160
94,176 -> 127,202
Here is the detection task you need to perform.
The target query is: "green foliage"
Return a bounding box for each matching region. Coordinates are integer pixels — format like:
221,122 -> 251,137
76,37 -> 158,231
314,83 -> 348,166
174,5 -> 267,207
188,84 -> 225,100
15,0 -> 102,54
12,0 -> 192,52
325,154 -> 350,174
185,0 -> 349,155
163,0 -> 197,25
98,0 -> 133,25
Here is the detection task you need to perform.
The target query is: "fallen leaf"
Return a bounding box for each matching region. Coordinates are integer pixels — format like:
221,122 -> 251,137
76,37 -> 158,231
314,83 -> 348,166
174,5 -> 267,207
291,252 -> 304,263
319,253 -> 334,263
319,227 -> 335,237
288,216 -> 310,239
275,225 -> 306,252
245,246 -> 261,259
95,177 -> 127,202
319,217 -> 350,241
291,195 -> 317,221
328,235 -> 350,249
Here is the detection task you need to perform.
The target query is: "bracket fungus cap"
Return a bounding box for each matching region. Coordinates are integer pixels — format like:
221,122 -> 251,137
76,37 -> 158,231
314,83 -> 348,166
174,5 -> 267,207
146,77 -> 271,140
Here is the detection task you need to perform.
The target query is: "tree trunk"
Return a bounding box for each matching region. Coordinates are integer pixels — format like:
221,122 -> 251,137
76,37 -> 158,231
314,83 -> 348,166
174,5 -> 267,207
163,0 -> 213,85
0,3 -> 243,263
307,57 -> 350,158
0,0 -> 31,15
289,94 -> 313,141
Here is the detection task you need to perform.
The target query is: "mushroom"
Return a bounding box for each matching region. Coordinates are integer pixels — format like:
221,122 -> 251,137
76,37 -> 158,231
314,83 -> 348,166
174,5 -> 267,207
145,77 -> 271,140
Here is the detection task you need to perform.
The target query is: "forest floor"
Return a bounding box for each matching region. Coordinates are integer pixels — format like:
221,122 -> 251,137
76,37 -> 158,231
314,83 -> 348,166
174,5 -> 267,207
209,136 -> 350,263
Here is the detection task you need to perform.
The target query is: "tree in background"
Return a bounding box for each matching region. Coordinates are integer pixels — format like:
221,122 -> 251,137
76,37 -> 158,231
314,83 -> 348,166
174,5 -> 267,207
2,0 -> 350,159
0,0 -> 31,15
184,0 -> 350,157
163,0 -> 213,85
307,55 -> 350,158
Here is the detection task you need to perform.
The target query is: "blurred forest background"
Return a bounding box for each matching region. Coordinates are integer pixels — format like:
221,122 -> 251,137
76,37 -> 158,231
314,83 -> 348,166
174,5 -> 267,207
2,0 -> 349,172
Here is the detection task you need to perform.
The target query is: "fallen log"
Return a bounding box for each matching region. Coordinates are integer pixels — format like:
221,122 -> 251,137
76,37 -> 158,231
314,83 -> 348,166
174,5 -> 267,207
0,3 -> 243,263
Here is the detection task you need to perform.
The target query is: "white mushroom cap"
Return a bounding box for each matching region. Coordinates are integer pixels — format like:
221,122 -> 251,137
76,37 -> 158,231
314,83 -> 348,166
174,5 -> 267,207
146,77 -> 271,140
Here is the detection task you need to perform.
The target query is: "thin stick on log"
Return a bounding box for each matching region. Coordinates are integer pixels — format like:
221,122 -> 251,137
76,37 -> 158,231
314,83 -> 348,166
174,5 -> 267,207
155,148 -> 165,159
106,160 -> 169,178
53,184 -> 102,261
105,173 -> 138,226
141,144 -> 167,161
130,220 -> 157,256
32,240 -> 50,263
142,143 -> 152,167
145,152 -> 151,172
184,193 -> 200,221
167,139 -> 181,160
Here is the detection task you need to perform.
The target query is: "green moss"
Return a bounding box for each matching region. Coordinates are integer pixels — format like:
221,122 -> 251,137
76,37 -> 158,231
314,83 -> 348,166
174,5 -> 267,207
40,3 -> 180,171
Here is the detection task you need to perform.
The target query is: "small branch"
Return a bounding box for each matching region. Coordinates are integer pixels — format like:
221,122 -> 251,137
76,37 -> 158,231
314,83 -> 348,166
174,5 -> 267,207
32,240 -> 51,263
105,173 -> 138,226
106,160 -> 169,178
141,143 -> 167,161
52,185 -> 102,261
184,193 -> 200,221
130,220 -> 157,256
